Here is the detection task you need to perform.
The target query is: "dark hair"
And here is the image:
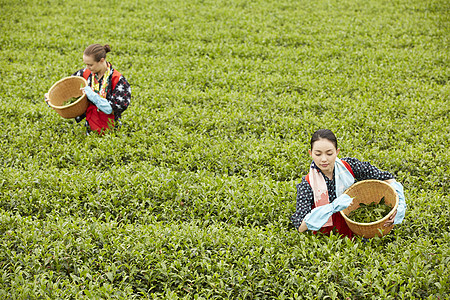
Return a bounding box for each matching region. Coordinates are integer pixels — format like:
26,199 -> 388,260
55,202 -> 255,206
83,44 -> 111,62
310,129 -> 338,150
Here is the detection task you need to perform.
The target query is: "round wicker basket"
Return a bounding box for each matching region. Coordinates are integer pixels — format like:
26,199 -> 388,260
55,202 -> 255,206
340,180 -> 399,238
47,76 -> 89,119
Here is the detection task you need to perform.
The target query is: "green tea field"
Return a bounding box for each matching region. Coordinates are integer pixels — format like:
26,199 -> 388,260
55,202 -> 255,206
0,0 -> 449,298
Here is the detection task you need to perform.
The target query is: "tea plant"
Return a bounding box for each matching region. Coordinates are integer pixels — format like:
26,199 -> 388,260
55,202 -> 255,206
0,0 -> 449,298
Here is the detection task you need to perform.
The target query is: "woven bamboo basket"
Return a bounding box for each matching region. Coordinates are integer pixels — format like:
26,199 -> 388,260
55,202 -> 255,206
47,76 -> 88,119
340,180 -> 399,238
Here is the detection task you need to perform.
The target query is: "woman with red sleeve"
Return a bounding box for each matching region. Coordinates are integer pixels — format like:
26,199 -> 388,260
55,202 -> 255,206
291,129 -> 407,238
46,44 -> 131,134
74,44 -> 131,134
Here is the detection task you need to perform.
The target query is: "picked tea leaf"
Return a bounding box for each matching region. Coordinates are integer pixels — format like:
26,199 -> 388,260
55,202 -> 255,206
348,197 -> 392,223
63,97 -> 79,106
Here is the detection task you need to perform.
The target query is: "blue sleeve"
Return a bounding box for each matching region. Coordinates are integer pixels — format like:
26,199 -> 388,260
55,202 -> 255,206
390,181 -> 407,224
84,86 -> 113,114
304,194 -> 353,230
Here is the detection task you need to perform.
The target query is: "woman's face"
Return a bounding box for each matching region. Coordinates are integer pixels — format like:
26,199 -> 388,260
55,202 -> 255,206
309,138 -> 340,175
83,55 -> 104,74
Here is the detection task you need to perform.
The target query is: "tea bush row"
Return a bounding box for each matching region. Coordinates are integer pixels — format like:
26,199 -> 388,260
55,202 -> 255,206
0,0 -> 448,298
1,210 -> 448,299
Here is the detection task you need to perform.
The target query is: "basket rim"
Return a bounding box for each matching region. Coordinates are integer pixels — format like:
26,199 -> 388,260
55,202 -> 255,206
340,179 -> 399,226
47,76 -> 87,109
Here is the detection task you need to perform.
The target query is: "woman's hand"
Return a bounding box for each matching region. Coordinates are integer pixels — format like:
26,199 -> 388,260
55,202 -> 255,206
44,93 -> 50,106
383,209 -> 397,227
298,220 -> 308,233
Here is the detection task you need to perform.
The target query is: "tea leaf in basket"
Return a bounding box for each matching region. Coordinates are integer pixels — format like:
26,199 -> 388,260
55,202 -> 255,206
63,97 -> 79,106
347,196 -> 392,223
